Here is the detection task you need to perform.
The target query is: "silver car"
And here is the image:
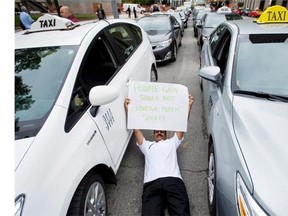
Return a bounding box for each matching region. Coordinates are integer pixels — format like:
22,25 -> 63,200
196,9 -> 242,49
199,6 -> 288,216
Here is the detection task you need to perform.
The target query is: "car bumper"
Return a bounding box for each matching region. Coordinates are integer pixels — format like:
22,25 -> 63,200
152,44 -> 174,62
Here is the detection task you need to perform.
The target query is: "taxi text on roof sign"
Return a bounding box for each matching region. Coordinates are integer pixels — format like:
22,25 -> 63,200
257,5 -> 288,24
28,14 -> 77,32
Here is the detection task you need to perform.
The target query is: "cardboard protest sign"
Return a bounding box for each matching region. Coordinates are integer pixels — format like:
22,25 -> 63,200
127,81 -> 189,131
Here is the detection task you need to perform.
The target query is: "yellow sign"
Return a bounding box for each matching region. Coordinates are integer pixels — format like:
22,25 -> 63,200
257,5 -> 288,23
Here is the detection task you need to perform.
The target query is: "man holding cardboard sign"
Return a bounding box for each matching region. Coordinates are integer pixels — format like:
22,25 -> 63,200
124,81 -> 194,216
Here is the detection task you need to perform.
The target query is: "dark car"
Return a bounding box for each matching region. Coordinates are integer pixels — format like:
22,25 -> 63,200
196,8 -> 242,49
137,14 -> 182,62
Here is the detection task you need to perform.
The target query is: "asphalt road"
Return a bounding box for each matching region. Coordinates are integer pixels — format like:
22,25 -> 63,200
106,15 -> 210,216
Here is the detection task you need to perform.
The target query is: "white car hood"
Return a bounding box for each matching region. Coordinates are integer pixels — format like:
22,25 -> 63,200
233,96 -> 288,215
15,137 -> 34,170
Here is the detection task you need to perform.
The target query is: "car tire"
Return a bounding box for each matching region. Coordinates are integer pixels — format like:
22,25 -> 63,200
150,66 -> 158,82
208,143 -> 216,215
194,28 -> 198,37
67,171 -> 107,216
199,77 -> 203,91
171,43 -> 177,62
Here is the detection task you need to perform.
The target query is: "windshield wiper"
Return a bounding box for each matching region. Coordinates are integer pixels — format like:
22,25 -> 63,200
234,90 -> 288,103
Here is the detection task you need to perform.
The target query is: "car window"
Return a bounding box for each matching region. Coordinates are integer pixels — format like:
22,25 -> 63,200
209,25 -> 231,75
209,24 -> 226,52
15,46 -> 77,139
65,34 -> 117,131
171,16 -> 178,26
108,24 -> 142,61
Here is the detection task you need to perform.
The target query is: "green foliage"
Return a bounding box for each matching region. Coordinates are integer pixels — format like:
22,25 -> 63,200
238,2 -> 244,7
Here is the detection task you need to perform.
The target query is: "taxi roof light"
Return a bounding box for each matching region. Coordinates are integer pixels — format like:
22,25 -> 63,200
217,6 -> 232,14
257,5 -> 288,24
26,14 -> 79,33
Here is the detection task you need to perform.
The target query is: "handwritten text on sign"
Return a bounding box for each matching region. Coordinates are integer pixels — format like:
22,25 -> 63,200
128,81 -> 188,131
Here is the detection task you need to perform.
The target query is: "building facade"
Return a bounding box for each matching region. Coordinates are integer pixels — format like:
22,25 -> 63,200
15,0 -> 122,15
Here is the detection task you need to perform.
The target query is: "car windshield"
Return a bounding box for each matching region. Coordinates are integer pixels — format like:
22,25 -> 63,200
204,15 -> 226,28
138,17 -> 171,31
233,34 -> 288,97
15,46 -> 77,139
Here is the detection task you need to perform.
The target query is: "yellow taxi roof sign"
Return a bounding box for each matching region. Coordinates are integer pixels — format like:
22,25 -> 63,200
257,5 -> 288,24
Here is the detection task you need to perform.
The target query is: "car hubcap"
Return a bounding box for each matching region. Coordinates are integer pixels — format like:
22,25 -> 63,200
208,152 -> 215,205
85,182 -> 106,216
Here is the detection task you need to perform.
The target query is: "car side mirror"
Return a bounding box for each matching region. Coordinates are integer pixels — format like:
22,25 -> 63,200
89,85 -> 119,106
199,66 -> 221,84
174,24 -> 180,29
196,21 -> 202,28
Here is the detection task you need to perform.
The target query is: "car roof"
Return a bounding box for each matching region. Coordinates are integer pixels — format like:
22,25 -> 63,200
205,11 -> 242,18
139,13 -> 172,20
15,14 -> 136,49
225,19 -> 288,35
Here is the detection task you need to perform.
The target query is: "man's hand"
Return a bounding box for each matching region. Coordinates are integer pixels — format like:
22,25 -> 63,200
188,93 -> 195,119
176,93 -> 195,140
124,98 -> 130,115
124,97 -> 144,145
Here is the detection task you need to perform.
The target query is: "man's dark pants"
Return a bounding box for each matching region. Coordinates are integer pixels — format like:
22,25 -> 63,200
141,177 -> 191,216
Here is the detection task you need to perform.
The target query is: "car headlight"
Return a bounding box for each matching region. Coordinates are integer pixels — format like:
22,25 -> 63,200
236,173 -> 268,216
154,38 -> 172,48
15,194 -> 25,216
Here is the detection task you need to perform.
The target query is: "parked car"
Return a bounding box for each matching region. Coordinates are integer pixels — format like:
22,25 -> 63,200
199,6 -> 288,215
15,14 -> 157,216
248,8 -> 263,17
137,13 -> 182,62
196,7 -> 242,49
193,9 -> 206,37
176,9 -> 189,28
166,11 -> 185,36
232,7 -> 243,15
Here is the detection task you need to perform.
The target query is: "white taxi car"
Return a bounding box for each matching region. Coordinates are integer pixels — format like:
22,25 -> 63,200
15,14 -> 157,215
199,6 -> 288,216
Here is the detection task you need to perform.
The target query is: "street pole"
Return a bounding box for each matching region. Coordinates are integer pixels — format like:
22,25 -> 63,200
111,0 -> 119,18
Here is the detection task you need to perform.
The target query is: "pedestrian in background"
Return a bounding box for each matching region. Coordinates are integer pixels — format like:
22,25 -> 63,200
133,7 -> 137,18
96,4 -> 106,20
19,6 -> 34,30
126,6 -> 131,18
60,5 -> 79,22
124,93 -> 194,216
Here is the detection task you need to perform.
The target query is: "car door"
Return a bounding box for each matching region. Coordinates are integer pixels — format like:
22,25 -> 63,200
171,16 -> 181,46
82,23 -> 150,170
201,24 -> 231,131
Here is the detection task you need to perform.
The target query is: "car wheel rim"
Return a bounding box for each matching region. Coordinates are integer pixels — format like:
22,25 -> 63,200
84,182 -> 106,216
208,152 -> 215,205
